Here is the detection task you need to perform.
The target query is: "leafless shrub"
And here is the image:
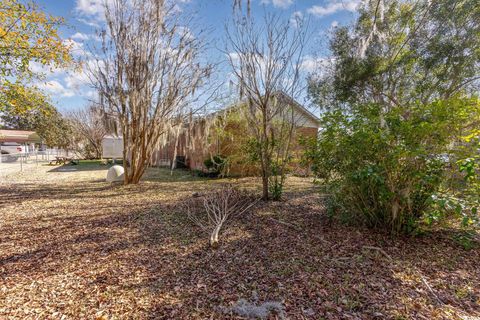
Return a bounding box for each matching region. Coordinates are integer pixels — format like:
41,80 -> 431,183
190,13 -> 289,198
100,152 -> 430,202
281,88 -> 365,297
224,13 -> 308,200
185,184 -> 259,247
68,104 -> 107,159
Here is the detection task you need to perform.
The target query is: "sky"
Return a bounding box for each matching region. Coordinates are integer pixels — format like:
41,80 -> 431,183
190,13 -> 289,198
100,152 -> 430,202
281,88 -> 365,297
33,0 -> 361,113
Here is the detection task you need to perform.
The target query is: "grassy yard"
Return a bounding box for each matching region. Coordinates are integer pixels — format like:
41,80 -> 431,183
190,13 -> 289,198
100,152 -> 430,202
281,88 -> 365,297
0,162 -> 479,319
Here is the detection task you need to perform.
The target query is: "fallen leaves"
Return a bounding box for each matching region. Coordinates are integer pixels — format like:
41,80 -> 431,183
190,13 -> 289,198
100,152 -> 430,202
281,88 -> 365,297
0,166 -> 479,319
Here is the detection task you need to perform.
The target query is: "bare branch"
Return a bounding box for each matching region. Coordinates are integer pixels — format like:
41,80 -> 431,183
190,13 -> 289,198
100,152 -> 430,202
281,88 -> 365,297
224,12 -> 308,200
184,184 -> 259,247
68,104 -> 108,159
87,0 -> 213,184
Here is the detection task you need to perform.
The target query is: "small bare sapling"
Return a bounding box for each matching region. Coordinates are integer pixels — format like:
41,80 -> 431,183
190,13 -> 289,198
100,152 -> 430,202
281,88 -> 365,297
185,184 -> 259,247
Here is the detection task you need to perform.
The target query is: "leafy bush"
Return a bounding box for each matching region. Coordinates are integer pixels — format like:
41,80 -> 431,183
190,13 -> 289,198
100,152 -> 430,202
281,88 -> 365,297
453,230 -> 478,250
192,169 -> 218,178
305,0 -> 480,234
203,154 -> 227,177
268,161 -> 287,201
244,136 -> 292,201
305,97 -> 480,234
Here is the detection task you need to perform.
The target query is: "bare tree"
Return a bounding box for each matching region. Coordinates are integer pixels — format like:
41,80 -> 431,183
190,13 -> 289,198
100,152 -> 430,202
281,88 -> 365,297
89,0 -> 212,184
233,0 -> 250,14
185,184 -> 259,247
69,104 -> 107,159
225,13 -> 308,200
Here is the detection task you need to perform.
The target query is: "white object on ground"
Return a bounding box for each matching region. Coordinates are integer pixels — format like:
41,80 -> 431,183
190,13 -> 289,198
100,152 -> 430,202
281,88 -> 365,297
106,165 -> 124,182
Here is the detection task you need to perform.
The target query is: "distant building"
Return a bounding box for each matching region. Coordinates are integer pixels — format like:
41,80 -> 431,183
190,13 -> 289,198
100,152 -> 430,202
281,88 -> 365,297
0,129 -> 41,144
180,92 -> 320,175
0,129 -> 42,154
101,92 -> 320,175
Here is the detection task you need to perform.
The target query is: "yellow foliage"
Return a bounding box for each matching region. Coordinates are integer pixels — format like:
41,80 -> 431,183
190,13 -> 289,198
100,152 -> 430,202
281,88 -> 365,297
463,129 -> 480,142
0,0 -> 73,112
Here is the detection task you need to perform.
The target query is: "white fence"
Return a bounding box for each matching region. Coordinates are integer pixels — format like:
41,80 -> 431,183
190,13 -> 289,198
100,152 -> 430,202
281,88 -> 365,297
0,149 -> 70,178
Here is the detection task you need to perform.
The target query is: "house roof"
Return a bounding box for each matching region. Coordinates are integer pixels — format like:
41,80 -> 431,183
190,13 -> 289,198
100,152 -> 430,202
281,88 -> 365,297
274,91 -> 320,125
204,91 -> 320,127
0,129 -> 41,143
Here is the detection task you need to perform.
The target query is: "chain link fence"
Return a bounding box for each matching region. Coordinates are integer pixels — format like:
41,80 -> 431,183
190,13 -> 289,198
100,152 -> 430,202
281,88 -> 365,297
0,149 -> 70,178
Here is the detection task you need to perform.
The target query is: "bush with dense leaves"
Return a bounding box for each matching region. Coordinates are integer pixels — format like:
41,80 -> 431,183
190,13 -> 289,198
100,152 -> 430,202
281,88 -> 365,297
304,97 -> 480,233
203,155 -> 227,177
306,0 -> 480,234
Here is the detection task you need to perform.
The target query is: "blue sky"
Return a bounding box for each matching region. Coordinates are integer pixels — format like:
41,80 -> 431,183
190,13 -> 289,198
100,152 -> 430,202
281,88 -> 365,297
33,0 -> 360,113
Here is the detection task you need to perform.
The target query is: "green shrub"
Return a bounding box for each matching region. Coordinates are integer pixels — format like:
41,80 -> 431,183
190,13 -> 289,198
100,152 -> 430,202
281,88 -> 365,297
203,155 -> 227,177
305,0 -> 480,234
305,97 -> 480,234
453,230 -> 478,250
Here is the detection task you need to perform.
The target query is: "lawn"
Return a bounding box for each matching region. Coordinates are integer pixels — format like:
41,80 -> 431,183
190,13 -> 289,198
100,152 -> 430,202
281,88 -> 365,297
0,162 -> 479,319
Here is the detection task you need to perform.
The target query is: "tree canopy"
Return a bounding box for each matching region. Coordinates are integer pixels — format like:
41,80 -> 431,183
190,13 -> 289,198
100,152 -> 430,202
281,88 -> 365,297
309,0 -> 480,111
0,0 -> 72,113
1,87 -> 72,148
306,0 -> 480,233
0,0 -> 71,79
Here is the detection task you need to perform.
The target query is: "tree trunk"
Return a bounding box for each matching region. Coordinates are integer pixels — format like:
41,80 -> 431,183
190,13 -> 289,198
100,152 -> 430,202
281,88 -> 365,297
210,224 -> 222,248
261,174 -> 269,200
122,131 -> 130,185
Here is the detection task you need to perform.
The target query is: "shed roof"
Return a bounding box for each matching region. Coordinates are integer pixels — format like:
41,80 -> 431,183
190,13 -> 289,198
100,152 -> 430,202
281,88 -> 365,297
0,129 -> 41,143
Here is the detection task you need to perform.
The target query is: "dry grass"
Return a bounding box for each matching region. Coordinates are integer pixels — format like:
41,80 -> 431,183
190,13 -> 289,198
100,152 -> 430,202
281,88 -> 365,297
0,162 -> 479,319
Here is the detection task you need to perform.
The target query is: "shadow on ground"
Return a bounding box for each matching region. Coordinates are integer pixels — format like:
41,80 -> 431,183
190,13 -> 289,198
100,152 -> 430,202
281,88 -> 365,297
47,162 -> 111,173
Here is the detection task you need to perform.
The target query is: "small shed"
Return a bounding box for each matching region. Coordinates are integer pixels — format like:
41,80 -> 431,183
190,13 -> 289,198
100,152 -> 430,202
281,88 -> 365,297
102,135 -> 124,159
